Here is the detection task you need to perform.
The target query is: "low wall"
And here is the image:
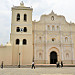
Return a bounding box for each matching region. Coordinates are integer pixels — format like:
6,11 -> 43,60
0,46 -> 12,65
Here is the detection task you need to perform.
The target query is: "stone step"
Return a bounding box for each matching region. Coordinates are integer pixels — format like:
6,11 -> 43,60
0,64 -> 75,68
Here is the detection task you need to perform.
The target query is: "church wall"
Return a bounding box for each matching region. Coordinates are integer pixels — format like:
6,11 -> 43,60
12,46 -> 19,65
34,23 -> 45,31
61,23 -> 70,31
71,32 -> 75,63
12,9 -> 32,25
63,45 -> 73,63
69,24 -> 75,64
10,34 -> 33,65
11,25 -> 32,34
10,34 -> 32,45
22,45 -> 33,64
12,45 -> 33,65
33,11 -> 75,64
0,46 -> 12,65
71,24 -> 75,32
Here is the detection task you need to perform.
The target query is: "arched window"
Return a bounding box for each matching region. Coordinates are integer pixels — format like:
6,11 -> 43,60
52,26 -> 55,31
65,37 -> 68,42
52,38 -> 55,42
16,27 -> 20,32
24,14 -> 27,21
57,26 -> 59,30
23,39 -> 27,45
16,39 -> 20,45
17,14 -> 20,21
51,16 -> 54,21
24,27 -> 27,32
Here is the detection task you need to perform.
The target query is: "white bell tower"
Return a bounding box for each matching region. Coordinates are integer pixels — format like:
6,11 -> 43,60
10,2 -> 33,65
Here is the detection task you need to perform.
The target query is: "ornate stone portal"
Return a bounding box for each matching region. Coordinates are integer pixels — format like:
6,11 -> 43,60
48,47 -> 60,64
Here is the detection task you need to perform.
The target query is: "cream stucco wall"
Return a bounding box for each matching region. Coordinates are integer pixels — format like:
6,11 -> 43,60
33,11 -> 75,64
0,46 -> 12,65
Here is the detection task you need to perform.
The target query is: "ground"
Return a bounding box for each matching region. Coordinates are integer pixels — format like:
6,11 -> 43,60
0,67 -> 75,75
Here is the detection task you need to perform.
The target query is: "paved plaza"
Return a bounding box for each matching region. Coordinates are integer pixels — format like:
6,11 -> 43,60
0,67 -> 75,75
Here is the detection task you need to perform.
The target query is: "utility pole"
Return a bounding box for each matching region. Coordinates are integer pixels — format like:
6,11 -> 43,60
18,53 -> 20,68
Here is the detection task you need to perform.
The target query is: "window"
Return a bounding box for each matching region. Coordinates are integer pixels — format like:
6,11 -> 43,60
65,37 -> 68,42
52,38 -> 55,42
23,39 -> 27,45
16,39 -> 20,45
17,14 -> 20,21
57,26 -> 59,30
51,16 -> 54,21
16,27 -> 20,32
24,14 -> 27,21
24,27 -> 27,32
52,26 -> 55,31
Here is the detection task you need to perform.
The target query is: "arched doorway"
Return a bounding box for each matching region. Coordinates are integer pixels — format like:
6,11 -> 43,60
50,51 -> 57,64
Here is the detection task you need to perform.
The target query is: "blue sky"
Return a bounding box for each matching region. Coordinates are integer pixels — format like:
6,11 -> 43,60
0,0 -> 75,45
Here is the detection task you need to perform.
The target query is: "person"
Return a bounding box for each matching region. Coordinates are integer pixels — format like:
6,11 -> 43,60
61,61 -> 63,68
59,61 -> 61,68
31,61 -> 35,69
56,61 -> 60,68
1,61 -> 3,69
56,61 -> 58,68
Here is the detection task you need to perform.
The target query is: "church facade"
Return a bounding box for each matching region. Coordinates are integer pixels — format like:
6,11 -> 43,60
0,2 -> 75,65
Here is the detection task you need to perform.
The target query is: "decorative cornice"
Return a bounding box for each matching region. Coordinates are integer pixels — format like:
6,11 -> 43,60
12,24 -> 32,26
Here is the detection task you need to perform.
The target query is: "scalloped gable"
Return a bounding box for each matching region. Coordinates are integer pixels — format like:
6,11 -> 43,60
37,11 -> 69,24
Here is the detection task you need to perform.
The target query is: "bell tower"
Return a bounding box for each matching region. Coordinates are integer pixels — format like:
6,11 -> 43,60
10,2 -> 33,65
